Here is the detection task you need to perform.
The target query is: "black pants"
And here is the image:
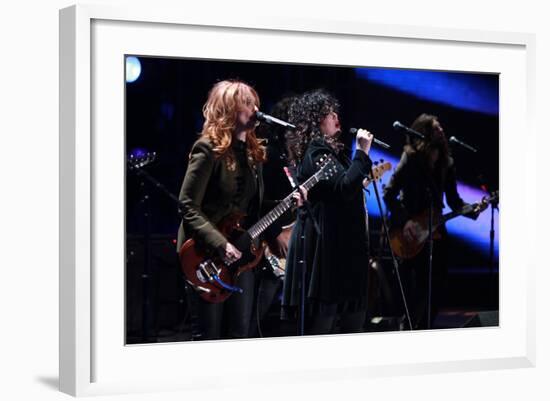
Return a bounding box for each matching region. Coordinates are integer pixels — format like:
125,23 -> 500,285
400,238 -> 449,330
249,268 -> 283,337
194,270 -> 256,340
307,301 -> 367,335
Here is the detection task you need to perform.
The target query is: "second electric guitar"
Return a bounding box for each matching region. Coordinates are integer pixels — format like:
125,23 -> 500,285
388,191 -> 499,259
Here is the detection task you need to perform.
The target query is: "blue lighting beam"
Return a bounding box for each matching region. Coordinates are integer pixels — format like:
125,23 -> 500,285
356,68 -> 499,115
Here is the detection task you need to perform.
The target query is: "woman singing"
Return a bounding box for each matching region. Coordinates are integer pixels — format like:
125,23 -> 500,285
282,89 -> 374,335
176,80 -> 269,340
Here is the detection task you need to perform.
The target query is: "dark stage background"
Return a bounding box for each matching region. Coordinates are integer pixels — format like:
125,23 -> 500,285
125,56 -> 499,342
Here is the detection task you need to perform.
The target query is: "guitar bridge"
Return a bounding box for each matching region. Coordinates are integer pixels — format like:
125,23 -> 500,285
197,259 -> 220,283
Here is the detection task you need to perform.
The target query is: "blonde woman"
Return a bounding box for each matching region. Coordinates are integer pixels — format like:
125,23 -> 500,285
177,80 -> 269,340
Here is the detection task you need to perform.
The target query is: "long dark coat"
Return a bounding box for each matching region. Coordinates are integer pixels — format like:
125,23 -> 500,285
282,139 -> 373,310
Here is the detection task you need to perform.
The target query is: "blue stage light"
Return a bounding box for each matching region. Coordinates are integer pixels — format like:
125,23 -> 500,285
129,148 -> 148,159
126,56 -> 142,83
355,68 -> 499,115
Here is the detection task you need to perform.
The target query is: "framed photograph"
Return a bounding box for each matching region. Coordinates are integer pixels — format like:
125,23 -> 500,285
60,4 -> 535,396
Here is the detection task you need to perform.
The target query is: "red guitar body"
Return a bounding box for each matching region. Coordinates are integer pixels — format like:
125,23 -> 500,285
179,212 -> 265,303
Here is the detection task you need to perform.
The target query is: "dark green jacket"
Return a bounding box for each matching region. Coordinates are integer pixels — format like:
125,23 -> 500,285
176,137 -> 264,253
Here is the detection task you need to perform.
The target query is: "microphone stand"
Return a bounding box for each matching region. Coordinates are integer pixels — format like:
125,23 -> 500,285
426,188 -> 434,330
128,158 -> 192,340
368,166 -> 413,330
267,126 -> 320,336
488,195 -> 499,312
390,121 -> 431,330
480,179 -> 499,276
285,165 -> 320,336
489,200 -> 498,274
138,176 -> 154,342
298,194 -> 321,336
477,175 -> 499,301
344,135 -> 412,330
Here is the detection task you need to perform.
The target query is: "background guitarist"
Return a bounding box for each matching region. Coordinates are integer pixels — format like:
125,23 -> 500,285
383,113 -> 479,330
176,80 -> 286,340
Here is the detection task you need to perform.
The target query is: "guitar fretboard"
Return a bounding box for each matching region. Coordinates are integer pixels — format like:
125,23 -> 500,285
439,192 -> 498,228
441,205 -> 475,225
248,171 -> 321,240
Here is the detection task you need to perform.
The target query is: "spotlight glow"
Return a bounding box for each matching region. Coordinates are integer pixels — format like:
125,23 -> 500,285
126,56 -> 142,83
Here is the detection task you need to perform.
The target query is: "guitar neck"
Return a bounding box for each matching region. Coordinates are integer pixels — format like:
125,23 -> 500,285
439,202 -> 479,226
248,172 -> 320,240
426,192 -> 497,233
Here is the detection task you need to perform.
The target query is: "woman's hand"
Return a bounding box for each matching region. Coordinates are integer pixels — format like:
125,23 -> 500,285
356,129 -> 374,155
403,220 -> 421,242
292,185 -> 308,208
221,242 -> 242,265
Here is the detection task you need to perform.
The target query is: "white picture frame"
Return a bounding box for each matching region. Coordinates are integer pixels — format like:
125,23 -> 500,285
59,4 -> 536,397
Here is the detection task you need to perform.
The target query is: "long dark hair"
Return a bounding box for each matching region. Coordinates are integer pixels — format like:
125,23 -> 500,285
285,89 -> 341,163
408,113 -> 450,164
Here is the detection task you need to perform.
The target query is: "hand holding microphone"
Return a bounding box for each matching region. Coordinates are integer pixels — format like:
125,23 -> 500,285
355,129 -> 374,155
349,128 -> 390,151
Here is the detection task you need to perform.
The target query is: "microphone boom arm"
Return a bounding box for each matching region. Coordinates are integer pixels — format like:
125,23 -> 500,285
256,111 -> 296,130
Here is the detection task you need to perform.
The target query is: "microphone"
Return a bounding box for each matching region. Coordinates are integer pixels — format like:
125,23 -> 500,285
449,136 -> 478,153
349,128 -> 391,149
255,111 -> 296,130
392,121 -> 425,140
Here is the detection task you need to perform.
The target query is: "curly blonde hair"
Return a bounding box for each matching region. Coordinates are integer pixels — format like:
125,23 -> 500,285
201,80 -> 266,169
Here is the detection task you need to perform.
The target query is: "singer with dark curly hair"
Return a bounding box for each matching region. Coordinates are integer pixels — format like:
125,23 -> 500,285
281,89 -> 374,335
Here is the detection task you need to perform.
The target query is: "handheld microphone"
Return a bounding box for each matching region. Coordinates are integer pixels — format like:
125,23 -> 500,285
255,111 -> 296,130
349,128 -> 391,149
392,121 -> 425,140
449,136 -> 478,153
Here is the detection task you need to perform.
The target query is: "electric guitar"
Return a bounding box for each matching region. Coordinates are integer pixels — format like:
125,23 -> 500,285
388,191 -> 499,259
179,155 -> 338,303
363,160 -> 392,188
265,160 -> 393,278
127,151 -> 156,170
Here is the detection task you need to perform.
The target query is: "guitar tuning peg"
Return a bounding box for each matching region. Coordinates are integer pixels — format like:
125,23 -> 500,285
380,158 -> 384,163
374,161 -> 379,166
